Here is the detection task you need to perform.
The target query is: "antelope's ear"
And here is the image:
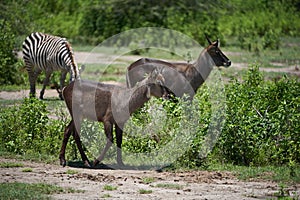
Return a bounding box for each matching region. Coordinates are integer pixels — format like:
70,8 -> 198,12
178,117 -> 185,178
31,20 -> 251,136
156,74 -> 165,85
150,68 -> 158,79
205,34 -> 212,45
212,39 -> 220,48
146,85 -> 151,98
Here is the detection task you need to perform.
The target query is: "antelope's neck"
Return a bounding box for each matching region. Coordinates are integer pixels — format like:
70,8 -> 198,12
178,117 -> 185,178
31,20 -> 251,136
193,50 -> 214,82
111,85 -> 149,125
128,85 -> 149,114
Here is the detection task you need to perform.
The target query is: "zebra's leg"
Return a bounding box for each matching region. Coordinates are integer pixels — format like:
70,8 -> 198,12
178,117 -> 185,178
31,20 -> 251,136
59,71 -> 68,100
40,70 -> 52,100
28,68 -> 40,98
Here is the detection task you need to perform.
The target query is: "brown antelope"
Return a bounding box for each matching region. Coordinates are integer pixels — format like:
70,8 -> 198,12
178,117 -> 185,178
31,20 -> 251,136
126,35 -> 231,98
59,68 -> 168,168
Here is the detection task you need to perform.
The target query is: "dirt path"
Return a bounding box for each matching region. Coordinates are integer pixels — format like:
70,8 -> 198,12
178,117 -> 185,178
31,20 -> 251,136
2,158 -> 296,200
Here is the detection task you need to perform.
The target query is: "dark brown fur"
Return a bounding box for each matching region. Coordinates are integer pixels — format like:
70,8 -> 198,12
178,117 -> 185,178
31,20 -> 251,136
126,36 -> 231,99
59,69 -> 167,167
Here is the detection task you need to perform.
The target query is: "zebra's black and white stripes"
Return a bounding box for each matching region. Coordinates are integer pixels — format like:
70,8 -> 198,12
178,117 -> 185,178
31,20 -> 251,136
22,32 -> 80,99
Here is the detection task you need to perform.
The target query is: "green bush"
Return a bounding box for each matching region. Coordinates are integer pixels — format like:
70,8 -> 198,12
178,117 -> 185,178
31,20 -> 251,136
123,65 -> 300,168
0,20 -> 25,85
122,64 -> 300,167
216,64 -> 300,166
122,89 -> 213,168
0,98 -> 65,156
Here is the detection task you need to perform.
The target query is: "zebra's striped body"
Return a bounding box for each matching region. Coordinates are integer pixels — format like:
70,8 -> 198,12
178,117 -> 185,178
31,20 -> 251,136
23,32 -> 80,99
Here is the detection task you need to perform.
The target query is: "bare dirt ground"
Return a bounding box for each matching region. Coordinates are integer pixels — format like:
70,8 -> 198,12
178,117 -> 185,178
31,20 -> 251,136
2,158 -> 298,200
1,52 -> 299,199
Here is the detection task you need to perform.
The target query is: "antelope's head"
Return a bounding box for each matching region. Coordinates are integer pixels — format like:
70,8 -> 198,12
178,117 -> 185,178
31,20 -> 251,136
205,35 -> 231,67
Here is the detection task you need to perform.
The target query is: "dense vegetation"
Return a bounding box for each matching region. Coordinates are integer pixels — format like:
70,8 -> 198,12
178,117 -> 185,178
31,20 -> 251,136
0,98 -> 65,157
1,0 -> 300,46
217,66 -> 300,166
0,20 -> 24,85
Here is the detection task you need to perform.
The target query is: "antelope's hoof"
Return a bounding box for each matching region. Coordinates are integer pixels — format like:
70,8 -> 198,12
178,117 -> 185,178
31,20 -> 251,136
59,94 -> 64,100
117,161 -> 125,167
93,159 -> 100,168
59,158 -> 66,167
83,160 -> 91,168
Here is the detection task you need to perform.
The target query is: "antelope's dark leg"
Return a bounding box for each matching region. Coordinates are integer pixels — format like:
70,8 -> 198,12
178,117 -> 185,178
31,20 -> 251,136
116,124 -> 124,166
59,120 -> 74,167
93,122 -> 113,167
72,127 -> 90,167
66,81 -> 90,167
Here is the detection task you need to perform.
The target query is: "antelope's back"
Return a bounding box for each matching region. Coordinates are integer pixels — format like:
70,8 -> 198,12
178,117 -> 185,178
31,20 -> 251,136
63,80 -> 122,121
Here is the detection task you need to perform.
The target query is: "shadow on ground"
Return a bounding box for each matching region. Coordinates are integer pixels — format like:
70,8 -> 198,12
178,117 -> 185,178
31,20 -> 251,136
66,160 -> 168,171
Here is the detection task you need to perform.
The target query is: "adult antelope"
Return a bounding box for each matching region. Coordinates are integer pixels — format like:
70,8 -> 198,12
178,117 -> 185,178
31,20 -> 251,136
126,35 -> 231,98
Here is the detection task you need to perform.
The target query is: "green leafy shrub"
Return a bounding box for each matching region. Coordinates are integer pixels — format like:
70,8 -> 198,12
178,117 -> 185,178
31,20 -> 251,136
123,64 -> 299,168
0,98 -> 65,156
216,64 -> 300,166
0,20 -> 25,85
122,65 -> 299,168
122,87 -> 214,168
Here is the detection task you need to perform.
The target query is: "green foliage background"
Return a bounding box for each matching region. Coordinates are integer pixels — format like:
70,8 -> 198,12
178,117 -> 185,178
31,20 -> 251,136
1,0 -> 299,46
0,0 -> 299,85
0,20 -> 24,85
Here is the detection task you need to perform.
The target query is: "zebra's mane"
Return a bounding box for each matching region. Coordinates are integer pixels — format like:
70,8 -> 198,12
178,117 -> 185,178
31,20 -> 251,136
65,42 -> 76,66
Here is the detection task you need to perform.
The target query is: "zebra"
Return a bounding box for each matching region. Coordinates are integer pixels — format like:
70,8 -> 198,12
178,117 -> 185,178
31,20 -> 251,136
22,32 -> 80,100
